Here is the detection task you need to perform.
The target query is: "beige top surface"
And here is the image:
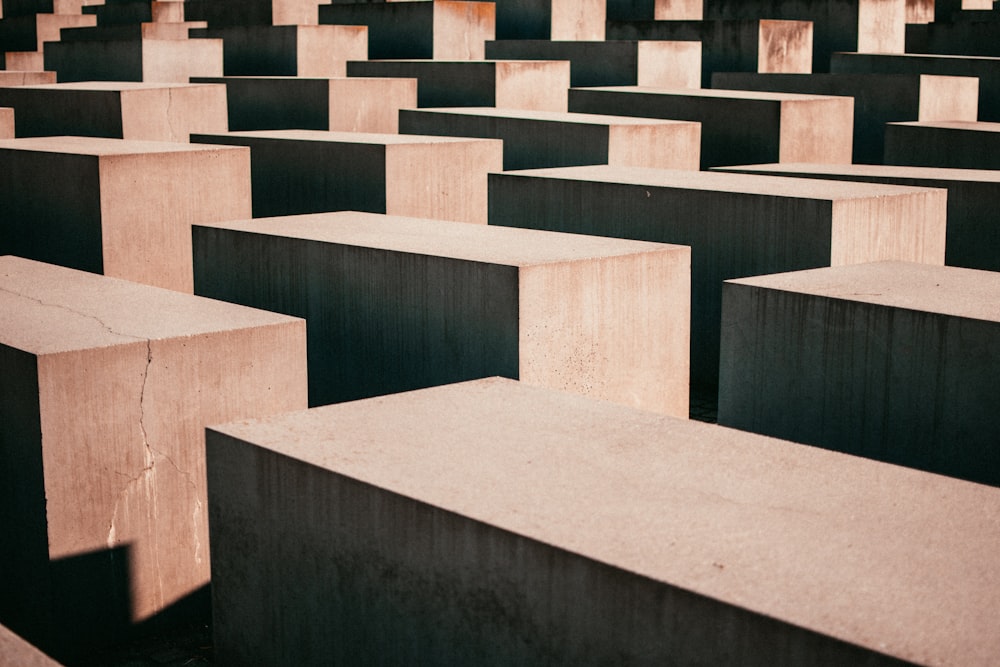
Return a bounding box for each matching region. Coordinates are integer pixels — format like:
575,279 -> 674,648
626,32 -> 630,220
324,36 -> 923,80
0,135 -> 244,156
413,106 -> 698,127
0,256 -> 301,355
197,212 -> 682,265
719,162 -> 1000,184
204,129 -> 499,146
890,120 -> 1000,132
578,85 -> 848,102
728,261 -> 1000,323
12,81 -> 218,92
212,377 -> 1000,667
504,165 -> 940,200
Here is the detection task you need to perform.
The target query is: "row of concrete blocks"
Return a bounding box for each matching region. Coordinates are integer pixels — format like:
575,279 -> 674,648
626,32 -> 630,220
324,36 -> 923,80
3,250 -> 999,664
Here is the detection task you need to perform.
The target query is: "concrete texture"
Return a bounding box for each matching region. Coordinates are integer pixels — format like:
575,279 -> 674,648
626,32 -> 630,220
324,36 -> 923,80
0,82 -> 227,141
831,51 -> 1000,121
191,24 -> 367,77
191,129 -> 500,223
884,120 -> 1000,169
319,1 -> 493,60
485,38 -> 702,88
0,136 -> 251,292
183,0 -> 319,26
0,255 -> 307,660
192,75 -> 417,133
711,73 -> 979,164
704,0 -> 906,72
0,624 -> 62,666
399,106 -> 700,170
489,165 -> 946,390
206,376 -> 1000,666
0,106 -> 11,138
715,162 -> 1000,271
568,86 -> 853,168
193,211 -> 690,416
935,0 -> 996,21
606,19 -> 813,87
0,61 -> 52,80
347,59 -> 571,111
0,11 -> 95,52
492,0 -> 605,40
719,261 -> 1000,487
906,16 -> 1000,57
905,0 -> 934,22
44,35 -> 223,83
607,0 -> 704,20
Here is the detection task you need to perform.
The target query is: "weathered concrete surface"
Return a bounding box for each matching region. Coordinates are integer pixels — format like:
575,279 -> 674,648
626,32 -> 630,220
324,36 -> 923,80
905,0 -> 933,23
0,106 -> 11,138
44,35 -> 223,83
0,256 -> 307,660
719,261 -> 1000,487
0,69 -> 55,87
715,162 -> 1000,271
934,0 -> 996,22
193,212 -> 690,415
704,0 -> 906,72
884,121 -> 1000,169
192,75 -> 417,133
485,38 -> 701,88
399,106 -> 700,170
347,59 -> 571,111
183,0 -> 319,26
0,624 -> 62,666
0,136 -> 251,292
319,1 -> 493,60
207,376 -> 1000,666
489,165 -> 946,390
711,73 -> 978,164
831,51 -> 1000,121
606,19 -> 812,87
0,11 -> 95,52
491,0 -> 604,40
191,24 -> 367,77
568,86 -> 853,168
607,0 -> 704,20
191,129 -> 500,223
0,82 -> 227,141
0,51 -> 47,72
906,16 -> 1000,56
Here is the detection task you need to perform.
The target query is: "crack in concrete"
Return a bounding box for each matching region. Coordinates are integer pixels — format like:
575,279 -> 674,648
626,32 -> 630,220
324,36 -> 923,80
0,285 -> 147,344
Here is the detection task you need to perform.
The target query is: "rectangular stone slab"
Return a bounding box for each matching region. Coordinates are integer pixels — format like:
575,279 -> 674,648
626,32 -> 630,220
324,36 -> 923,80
715,161 -> 1000,271
0,69 -> 54,86
191,76 -> 417,133
0,107 -> 11,138
0,136 -> 251,292
0,624 -> 61,667
568,86 -> 853,168
718,261 -> 1000,487
491,0 -> 605,40
0,256 -> 307,660
0,12 -> 95,52
398,106 -> 700,170
711,73 -> 978,164
489,165 -> 946,390
319,1 -> 494,60
884,120 -> 1000,170
43,36 -> 222,83
0,82 -> 228,141
205,376 -> 1000,666
183,0 -> 319,26
193,211 -> 690,416
485,38 -> 702,88
607,0 -> 705,20
191,129 -> 501,223
346,59 -> 570,111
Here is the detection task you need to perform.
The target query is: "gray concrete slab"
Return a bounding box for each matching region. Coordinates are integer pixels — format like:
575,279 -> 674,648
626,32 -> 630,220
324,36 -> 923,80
489,165 -> 946,390
193,211 -> 690,416
206,376 -> 1000,666
884,120 -> 1000,169
719,261 -> 1000,486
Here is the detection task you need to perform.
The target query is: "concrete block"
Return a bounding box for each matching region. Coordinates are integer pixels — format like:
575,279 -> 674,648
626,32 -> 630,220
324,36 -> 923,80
206,376 -> 1000,666
606,19 -> 812,87
43,35 -> 223,83
319,1 -> 493,60
0,136 -> 251,292
83,0 -> 188,25
715,162 -> 1000,272
703,0 -> 906,73
711,73 -> 979,164
905,0 -> 934,23
935,0 -> 996,21
399,106 -> 700,171
194,212 -> 690,415
906,19 -> 1000,57
183,0 -> 320,27
489,165 -> 946,390
1,50 -> 46,70
719,261 -> 1000,487
884,121 -> 1000,169
607,0 -> 704,20
347,59 -> 571,112
485,38 -> 702,88
0,255 -> 307,660
0,12 -> 95,52
191,24 -> 367,77
0,624 -> 62,666
831,51 -> 1000,122
192,75 -> 417,133
0,107 -> 11,138
2,0 -> 85,18
0,81 -> 228,141
568,86 -> 853,169
191,129 -> 501,223
492,0 -> 604,40
0,69 -> 55,87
